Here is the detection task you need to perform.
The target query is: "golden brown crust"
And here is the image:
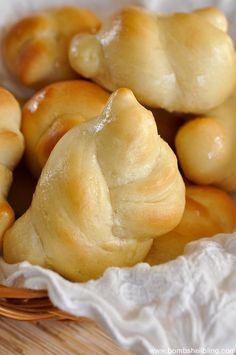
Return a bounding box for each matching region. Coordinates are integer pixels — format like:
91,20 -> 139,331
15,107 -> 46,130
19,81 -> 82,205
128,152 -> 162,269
69,6 -> 236,113
4,88 -> 185,281
0,88 -> 25,249
22,80 -> 110,177
175,88 -> 236,191
0,88 -> 24,170
3,6 -> 101,88
0,201 -> 15,240
145,185 -> 236,265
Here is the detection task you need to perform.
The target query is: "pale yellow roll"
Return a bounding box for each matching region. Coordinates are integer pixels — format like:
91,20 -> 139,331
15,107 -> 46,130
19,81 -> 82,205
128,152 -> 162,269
4,88 -> 185,281
69,6 -> 236,113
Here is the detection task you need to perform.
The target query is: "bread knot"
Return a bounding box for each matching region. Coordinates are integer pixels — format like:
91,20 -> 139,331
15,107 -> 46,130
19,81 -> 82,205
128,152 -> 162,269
4,6 -> 100,88
3,88 -> 185,281
69,6 -> 236,113
0,88 -> 24,249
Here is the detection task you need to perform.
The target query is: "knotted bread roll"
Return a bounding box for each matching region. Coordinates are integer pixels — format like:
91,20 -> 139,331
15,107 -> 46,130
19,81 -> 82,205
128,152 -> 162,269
145,185 -> 236,265
0,88 -> 24,250
4,6 -> 100,88
69,6 -> 236,113
3,88 -> 185,281
22,80 -> 109,178
176,89 -> 236,191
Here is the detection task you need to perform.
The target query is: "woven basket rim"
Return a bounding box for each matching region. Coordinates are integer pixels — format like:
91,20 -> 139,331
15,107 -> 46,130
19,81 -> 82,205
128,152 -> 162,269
0,284 -> 47,298
0,284 -> 84,321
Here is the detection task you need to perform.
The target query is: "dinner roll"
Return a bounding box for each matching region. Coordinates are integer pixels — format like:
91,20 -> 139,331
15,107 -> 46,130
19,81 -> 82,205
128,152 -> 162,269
0,88 -> 24,250
69,6 -> 236,113
3,88 -> 185,281
4,6 -> 100,88
22,80 -> 109,178
176,88 -> 236,191
145,185 -> 236,265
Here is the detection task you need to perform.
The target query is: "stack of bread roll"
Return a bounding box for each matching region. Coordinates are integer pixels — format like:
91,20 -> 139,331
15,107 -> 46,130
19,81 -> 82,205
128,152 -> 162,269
1,5 -> 236,281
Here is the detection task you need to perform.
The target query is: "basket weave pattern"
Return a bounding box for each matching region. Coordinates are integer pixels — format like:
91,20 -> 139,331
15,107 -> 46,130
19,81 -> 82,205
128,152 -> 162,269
0,285 -> 82,321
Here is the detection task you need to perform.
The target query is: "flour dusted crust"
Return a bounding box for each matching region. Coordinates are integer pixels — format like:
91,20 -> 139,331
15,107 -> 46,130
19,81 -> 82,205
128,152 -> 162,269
145,185 -> 236,265
175,89 -> 236,191
22,80 -> 109,177
69,6 -> 236,113
3,6 -> 101,88
3,88 -> 185,281
0,88 -> 24,250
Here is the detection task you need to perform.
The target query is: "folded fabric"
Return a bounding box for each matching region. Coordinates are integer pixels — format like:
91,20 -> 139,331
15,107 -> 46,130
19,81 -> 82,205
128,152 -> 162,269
1,233 -> 236,354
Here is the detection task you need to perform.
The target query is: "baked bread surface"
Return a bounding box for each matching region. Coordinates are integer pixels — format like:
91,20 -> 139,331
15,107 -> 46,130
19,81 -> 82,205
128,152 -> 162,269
0,88 -> 24,250
22,80 -> 109,177
145,185 -> 236,265
3,88 -> 185,281
69,6 -> 236,113
4,6 -> 101,87
176,88 -> 236,191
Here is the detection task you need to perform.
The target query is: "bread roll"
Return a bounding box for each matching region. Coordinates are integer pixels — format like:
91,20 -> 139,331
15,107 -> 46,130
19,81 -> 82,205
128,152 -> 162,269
176,88 -> 236,191
69,6 -> 236,113
3,88 -> 185,281
22,80 -> 109,177
4,6 -> 100,88
145,185 -> 236,265
0,88 -> 24,250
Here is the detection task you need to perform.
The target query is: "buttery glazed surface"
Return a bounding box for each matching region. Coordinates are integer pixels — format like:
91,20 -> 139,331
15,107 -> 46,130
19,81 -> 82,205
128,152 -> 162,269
3,89 -> 185,281
176,89 -> 236,191
0,88 -> 24,250
22,80 -> 109,177
4,6 -> 100,88
145,185 -> 236,265
69,6 -> 236,113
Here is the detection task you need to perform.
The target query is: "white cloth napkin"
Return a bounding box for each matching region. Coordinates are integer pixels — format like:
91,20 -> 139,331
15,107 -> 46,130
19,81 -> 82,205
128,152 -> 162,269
1,1 -> 236,354
1,233 -> 236,354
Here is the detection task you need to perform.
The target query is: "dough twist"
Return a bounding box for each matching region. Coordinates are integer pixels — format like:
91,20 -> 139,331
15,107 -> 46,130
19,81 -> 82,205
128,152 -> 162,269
22,80 -> 109,177
0,88 -> 24,249
145,185 -> 236,265
69,6 -> 236,113
3,88 -> 185,281
4,6 -> 100,88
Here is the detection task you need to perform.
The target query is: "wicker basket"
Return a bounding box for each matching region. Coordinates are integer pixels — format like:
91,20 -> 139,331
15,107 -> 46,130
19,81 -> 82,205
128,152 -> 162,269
0,285 -> 84,321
